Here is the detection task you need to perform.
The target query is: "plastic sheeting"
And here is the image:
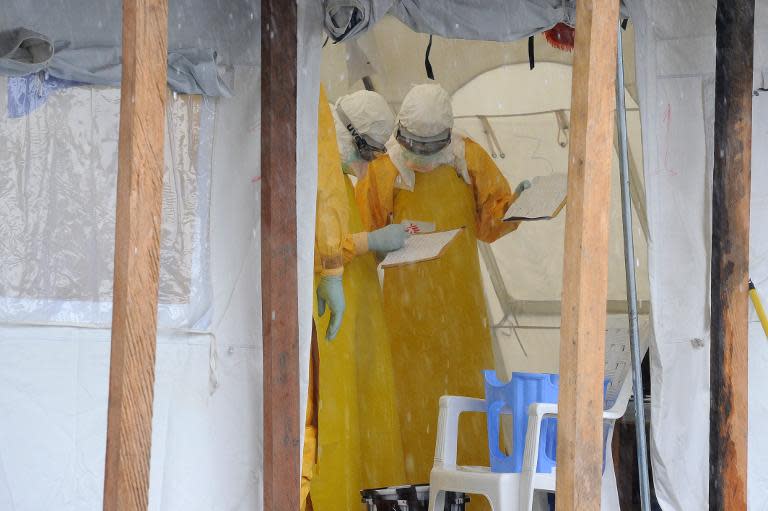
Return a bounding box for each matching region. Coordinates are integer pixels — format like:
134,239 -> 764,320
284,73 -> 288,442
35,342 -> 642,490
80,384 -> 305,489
0,2 -> 319,507
322,0 -> 632,44
0,78 -> 213,329
0,27 -> 233,97
0,64 -> 264,510
297,0 -> 325,486
631,1 -> 768,508
749,80 -> 768,507
323,0 -> 574,43
7,73 -> 81,117
320,16 -> 639,120
0,0 -> 264,96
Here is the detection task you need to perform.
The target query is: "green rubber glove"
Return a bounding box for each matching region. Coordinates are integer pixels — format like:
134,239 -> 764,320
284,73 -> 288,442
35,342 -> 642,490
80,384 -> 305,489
367,224 -> 409,254
316,275 -> 345,340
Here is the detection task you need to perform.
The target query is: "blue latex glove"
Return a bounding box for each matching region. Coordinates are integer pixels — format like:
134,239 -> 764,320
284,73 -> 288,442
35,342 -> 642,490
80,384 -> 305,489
367,224 -> 409,254
515,180 -> 532,196
316,275 -> 345,340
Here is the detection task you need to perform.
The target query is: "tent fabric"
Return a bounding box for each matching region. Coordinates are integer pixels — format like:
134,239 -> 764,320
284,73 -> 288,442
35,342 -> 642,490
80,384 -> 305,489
297,0 -> 326,482
749,80 -> 768,507
0,65 -> 264,510
0,28 -> 232,96
0,78 -> 213,330
320,16 -> 639,112
323,0 -> 391,42
0,1 -> 324,507
630,0 -> 768,508
322,0 -> 635,45
1,1 -> 259,65
389,0 -> 574,42
0,0 -> 264,96
323,0 -> 576,44
452,63 -> 647,309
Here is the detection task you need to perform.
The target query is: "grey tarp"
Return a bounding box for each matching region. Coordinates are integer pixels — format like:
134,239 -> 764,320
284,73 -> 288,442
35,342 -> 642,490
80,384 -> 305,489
0,0 -> 261,96
324,0 -> 629,43
390,0 -> 575,41
324,0 -> 573,43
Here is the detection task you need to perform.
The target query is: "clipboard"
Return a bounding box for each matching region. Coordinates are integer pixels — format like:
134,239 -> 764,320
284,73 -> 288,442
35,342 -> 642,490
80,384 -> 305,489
380,228 -> 463,268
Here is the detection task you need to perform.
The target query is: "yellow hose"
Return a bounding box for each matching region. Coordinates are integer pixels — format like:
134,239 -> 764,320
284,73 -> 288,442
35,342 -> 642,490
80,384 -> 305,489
749,279 -> 768,339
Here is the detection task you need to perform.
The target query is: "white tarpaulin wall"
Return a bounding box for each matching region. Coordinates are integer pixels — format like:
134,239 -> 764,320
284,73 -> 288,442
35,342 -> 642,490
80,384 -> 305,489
629,1 -> 768,509
0,3 -> 327,509
0,65 -> 265,509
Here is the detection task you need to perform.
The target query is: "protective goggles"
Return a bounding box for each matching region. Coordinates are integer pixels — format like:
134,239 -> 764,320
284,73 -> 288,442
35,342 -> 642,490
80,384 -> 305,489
336,106 -> 387,162
395,125 -> 452,156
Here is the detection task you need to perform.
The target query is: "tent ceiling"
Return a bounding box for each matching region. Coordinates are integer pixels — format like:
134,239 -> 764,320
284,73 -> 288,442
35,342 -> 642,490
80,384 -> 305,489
321,15 -> 638,106
451,62 -> 639,117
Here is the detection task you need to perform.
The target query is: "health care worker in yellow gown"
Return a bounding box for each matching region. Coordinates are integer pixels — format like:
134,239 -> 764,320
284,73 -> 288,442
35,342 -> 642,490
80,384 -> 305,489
356,83 -> 530,491
301,87 -> 409,511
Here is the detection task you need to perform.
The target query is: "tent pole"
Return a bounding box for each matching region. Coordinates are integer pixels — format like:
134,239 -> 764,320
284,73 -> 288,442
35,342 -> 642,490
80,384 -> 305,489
103,0 -> 168,509
261,0 -> 300,510
710,0 -> 753,509
615,24 -> 651,511
554,0 -> 619,507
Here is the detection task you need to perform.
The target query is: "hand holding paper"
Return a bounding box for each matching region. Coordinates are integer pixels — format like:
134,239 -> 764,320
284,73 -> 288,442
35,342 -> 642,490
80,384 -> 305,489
504,174 -> 567,221
380,228 -> 462,268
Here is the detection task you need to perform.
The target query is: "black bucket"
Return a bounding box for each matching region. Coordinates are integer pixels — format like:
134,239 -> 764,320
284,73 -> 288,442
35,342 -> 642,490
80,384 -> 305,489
361,484 -> 468,511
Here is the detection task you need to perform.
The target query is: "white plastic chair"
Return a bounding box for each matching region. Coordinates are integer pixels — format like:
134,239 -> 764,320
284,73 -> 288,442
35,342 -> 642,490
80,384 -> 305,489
428,324 -> 648,511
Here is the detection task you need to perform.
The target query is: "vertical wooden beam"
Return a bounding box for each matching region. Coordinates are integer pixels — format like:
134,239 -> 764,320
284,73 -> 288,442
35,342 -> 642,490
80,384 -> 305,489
261,1 -> 300,510
555,0 -> 619,509
103,0 -> 168,509
710,1 -> 754,508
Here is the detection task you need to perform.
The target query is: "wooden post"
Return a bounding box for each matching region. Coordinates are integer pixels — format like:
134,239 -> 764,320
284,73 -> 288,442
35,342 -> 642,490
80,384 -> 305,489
710,0 -> 754,508
555,0 -> 619,509
261,1 -> 300,510
103,0 -> 168,509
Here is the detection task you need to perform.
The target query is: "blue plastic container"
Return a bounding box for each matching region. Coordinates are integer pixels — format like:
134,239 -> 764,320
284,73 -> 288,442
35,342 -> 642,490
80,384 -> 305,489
484,370 -> 610,474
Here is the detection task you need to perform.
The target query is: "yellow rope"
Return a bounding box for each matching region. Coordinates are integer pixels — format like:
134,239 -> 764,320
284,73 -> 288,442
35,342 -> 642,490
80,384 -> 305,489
749,279 -> 768,339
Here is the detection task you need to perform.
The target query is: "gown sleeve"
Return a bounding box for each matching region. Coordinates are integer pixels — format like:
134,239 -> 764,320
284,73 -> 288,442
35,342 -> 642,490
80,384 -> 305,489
464,138 -> 522,243
355,157 -> 398,232
315,86 -> 349,276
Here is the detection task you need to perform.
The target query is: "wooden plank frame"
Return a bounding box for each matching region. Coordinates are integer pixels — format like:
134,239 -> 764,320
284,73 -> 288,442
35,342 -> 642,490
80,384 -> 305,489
554,0 -> 620,509
103,0 -> 169,509
261,1 -> 301,510
710,0 -> 754,508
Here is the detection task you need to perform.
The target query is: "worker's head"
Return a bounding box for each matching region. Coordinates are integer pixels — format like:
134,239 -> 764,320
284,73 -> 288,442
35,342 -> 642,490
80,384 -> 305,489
396,83 -> 453,156
334,90 -> 395,174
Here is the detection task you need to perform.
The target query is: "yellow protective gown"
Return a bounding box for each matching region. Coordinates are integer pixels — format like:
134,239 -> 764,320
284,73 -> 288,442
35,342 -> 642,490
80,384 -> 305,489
356,138 -> 519,506
302,86 -> 405,511
311,175 -> 405,511
301,331 -> 319,511
314,87 -> 349,276
302,86 -> 348,511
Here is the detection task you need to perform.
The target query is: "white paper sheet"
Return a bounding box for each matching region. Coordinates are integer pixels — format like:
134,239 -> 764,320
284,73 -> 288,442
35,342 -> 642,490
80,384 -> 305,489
503,173 -> 567,221
380,228 -> 461,268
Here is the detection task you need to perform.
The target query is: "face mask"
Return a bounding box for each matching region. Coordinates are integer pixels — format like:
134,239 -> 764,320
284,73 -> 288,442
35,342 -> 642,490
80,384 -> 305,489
342,158 -> 368,178
403,152 -> 435,171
